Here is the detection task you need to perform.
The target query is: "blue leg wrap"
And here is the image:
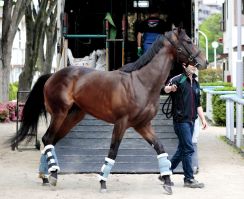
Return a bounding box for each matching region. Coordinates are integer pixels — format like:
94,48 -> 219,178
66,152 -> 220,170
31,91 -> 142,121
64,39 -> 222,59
42,145 -> 60,173
98,157 -> 115,181
39,154 -> 49,178
157,153 -> 172,176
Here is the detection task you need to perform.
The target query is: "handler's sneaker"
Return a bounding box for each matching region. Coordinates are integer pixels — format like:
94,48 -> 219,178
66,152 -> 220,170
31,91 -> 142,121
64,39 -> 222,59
184,179 -> 204,188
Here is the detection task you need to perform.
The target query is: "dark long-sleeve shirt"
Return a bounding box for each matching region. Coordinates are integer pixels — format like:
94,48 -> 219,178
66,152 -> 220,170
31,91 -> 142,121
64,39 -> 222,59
166,73 -> 201,123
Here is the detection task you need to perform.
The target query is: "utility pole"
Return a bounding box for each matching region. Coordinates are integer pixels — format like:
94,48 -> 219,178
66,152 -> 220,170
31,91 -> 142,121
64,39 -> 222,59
198,30 -> 209,61
212,41 -> 219,68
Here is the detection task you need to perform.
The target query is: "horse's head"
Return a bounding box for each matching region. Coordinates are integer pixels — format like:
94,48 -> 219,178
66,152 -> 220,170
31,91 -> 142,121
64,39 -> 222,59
165,27 -> 208,70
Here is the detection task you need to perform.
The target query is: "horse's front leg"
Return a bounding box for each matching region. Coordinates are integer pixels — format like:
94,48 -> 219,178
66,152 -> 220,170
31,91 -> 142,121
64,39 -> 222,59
99,119 -> 127,192
135,123 -> 173,195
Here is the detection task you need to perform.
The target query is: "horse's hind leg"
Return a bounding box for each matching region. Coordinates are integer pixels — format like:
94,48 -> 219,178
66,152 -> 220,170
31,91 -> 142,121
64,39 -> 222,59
99,119 -> 128,192
39,112 -> 66,186
39,109 -> 85,186
135,123 -> 173,195
51,108 -> 85,145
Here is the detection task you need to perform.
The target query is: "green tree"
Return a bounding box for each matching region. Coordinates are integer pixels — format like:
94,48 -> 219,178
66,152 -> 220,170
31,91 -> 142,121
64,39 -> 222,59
199,13 -> 223,63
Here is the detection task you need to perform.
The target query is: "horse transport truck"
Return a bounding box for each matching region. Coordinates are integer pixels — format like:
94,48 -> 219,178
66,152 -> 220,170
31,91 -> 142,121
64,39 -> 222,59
54,0 -> 198,173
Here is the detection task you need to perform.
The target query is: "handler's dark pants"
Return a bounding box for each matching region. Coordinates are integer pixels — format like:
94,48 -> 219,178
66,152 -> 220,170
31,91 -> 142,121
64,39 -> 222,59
171,121 -> 195,181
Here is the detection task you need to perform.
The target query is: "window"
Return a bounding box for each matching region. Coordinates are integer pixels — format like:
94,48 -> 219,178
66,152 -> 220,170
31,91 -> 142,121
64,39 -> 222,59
133,1 -> 149,8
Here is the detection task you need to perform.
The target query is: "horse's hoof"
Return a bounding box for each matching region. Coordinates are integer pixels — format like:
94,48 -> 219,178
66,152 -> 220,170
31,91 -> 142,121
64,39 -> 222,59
49,175 -> 57,186
39,173 -> 49,185
100,188 -> 107,193
100,180 -> 107,193
163,184 -> 173,195
159,175 -> 173,194
158,175 -> 174,186
49,172 -> 58,186
42,178 -> 50,185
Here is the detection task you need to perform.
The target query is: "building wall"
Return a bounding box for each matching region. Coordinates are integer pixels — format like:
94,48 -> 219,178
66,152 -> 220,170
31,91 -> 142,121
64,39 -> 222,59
10,18 -> 26,83
0,5 -> 26,83
223,0 -> 244,86
198,0 -> 222,24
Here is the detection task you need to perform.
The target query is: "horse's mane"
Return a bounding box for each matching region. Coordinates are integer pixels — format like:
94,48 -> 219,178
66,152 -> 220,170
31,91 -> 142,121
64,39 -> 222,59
120,35 -> 165,73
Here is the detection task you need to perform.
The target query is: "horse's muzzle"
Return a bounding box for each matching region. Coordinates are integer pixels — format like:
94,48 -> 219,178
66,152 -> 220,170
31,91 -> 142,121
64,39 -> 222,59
195,60 -> 208,69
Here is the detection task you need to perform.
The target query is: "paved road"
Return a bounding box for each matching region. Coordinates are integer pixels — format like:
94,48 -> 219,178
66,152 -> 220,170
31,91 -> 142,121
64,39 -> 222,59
0,122 -> 244,199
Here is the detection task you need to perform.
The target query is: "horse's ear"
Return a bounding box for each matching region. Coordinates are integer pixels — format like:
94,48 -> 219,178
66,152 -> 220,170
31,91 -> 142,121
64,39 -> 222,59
177,22 -> 183,33
177,27 -> 182,34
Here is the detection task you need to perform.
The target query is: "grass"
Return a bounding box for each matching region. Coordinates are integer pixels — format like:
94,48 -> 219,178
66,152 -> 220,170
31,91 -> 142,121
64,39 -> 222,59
219,135 -> 244,158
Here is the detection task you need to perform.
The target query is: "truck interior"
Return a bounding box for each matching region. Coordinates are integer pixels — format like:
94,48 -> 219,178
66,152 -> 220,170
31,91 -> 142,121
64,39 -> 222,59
64,0 -> 193,70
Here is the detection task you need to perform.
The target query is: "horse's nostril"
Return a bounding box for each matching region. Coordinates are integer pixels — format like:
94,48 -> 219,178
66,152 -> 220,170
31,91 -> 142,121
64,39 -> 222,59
206,60 -> 209,65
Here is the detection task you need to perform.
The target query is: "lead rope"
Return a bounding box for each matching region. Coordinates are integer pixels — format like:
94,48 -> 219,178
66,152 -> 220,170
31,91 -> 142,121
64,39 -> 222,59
161,95 -> 173,119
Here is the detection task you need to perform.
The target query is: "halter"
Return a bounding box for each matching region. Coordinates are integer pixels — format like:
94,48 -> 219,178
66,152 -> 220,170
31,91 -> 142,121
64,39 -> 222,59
165,30 -> 201,68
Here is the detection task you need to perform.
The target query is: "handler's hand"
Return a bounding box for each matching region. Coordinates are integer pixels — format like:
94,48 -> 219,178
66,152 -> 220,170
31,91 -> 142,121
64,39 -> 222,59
171,84 -> 177,92
137,47 -> 143,57
201,120 -> 207,130
164,84 -> 177,93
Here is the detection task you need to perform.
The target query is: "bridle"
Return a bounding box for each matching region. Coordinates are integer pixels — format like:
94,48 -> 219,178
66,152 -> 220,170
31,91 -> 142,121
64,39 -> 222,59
165,30 -> 201,68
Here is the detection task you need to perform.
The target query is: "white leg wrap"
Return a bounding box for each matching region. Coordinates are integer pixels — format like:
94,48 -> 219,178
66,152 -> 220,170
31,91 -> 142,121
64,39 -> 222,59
42,145 -> 60,173
98,157 -> 115,181
157,153 -> 172,176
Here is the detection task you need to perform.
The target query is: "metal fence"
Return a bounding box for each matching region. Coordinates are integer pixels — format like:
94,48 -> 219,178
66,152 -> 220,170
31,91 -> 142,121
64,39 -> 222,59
15,90 -> 40,151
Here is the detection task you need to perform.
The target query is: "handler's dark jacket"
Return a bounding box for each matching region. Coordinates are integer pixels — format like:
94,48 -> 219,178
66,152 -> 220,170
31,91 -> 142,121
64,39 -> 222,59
166,73 -> 201,123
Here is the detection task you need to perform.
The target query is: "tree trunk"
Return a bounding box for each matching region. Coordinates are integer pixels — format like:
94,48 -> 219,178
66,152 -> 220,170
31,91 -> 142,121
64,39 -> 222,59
43,5 -> 57,74
1,35 -> 13,102
36,32 -> 45,74
0,58 -> 10,102
0,59 -> 11,102
18,0 -> 57,96
0,0 -> 32,102
18,4 -> 36,95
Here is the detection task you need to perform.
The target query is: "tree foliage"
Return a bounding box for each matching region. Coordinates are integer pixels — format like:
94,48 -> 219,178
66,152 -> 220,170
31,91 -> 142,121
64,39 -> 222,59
199,13 -> 223,63
198,67 -> 223,83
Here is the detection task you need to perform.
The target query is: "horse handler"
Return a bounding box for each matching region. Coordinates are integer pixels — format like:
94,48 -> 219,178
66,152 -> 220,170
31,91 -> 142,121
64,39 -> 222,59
164,63 -> 207,188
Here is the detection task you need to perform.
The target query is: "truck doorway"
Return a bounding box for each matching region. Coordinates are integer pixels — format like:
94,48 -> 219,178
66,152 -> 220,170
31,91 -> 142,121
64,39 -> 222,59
64,0 -> 193,70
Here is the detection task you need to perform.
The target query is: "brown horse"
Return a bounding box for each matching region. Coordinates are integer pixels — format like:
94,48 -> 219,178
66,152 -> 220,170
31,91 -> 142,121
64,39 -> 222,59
10,28 -> 207,195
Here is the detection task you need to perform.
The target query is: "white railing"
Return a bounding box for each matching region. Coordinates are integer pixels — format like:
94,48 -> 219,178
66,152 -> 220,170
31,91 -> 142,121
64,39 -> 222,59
201,86 -> 244,149
220,94 -> 244,148
201,86 -> 235,121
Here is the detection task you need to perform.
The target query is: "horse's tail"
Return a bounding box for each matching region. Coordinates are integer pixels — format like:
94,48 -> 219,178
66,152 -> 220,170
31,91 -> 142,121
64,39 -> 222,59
10,74 -> 52,150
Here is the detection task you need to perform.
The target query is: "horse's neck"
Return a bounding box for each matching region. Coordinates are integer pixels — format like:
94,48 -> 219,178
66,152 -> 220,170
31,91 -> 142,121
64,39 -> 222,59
135,48 -> 173,92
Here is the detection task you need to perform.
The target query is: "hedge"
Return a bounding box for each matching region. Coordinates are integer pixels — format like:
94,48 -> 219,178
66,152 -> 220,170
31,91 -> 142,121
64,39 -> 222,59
211,86 -> 244,126
9,82 -> 18,101
200,82 -> 232,112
